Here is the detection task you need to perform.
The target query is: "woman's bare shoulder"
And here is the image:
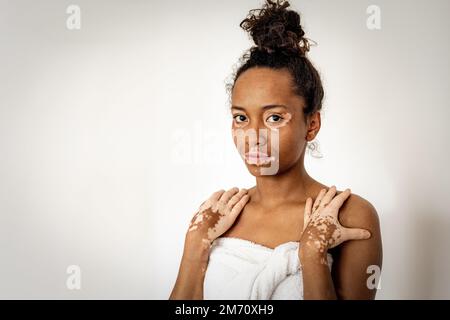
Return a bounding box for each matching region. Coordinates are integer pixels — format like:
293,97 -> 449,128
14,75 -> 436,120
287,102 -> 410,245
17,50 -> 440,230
312,182 -> 379,224
336,190 -> 380,230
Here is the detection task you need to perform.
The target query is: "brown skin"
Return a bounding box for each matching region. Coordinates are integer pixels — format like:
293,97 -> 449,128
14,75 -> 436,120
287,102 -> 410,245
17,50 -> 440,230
170,66 -> 383,300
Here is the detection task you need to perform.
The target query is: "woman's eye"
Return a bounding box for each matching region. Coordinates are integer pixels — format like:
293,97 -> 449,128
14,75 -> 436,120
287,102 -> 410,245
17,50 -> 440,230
267,115 -> 283,123
233,115 -> 247,123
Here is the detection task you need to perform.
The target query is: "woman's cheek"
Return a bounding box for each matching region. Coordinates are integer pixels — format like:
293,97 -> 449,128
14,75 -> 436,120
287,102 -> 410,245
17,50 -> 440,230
276,129 -> 302,165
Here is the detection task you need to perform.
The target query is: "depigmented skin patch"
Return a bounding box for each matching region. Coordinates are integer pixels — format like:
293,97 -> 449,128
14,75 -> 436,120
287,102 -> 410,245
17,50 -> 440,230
300,186 -> 371,265
263,111 -> 292,130
232,111 -> 293,131
187,188 -> 250,245
231,127 -> 278,168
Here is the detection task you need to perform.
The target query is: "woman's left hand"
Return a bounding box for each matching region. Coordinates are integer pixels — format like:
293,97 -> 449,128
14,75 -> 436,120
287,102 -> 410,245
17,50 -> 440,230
299,186 -> 371,262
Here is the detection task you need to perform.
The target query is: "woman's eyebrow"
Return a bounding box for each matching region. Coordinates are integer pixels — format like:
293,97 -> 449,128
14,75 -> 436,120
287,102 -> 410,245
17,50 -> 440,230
261,104 -> 288,111
231,104 -> 288,111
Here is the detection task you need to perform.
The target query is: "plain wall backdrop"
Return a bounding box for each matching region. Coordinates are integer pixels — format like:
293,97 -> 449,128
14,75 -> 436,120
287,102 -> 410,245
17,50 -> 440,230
0,0 -> 449,299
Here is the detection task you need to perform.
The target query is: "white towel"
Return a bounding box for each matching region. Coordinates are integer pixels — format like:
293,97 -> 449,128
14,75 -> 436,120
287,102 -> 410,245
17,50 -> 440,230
203,237 -> 333,300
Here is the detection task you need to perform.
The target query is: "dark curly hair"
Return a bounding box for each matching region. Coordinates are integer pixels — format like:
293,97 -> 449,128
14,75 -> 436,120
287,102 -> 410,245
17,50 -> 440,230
227,0 -> 324,122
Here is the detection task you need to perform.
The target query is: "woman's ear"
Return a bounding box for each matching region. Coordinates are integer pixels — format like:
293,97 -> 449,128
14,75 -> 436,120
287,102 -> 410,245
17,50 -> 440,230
305,112 -> 321,141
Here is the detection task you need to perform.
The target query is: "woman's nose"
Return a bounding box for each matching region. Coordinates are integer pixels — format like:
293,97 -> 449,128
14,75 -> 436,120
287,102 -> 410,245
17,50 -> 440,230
247,121 -> 268,148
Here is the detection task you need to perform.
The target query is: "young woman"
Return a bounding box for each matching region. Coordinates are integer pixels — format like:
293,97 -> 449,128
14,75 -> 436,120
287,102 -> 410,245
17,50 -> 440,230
170,0 -> 382,300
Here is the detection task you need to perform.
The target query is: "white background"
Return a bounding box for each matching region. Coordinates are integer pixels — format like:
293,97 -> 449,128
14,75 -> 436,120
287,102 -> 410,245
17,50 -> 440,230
0,0 -> 449,299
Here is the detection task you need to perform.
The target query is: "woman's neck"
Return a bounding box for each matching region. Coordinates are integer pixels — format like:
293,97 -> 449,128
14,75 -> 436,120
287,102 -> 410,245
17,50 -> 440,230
252,158 -> 317,208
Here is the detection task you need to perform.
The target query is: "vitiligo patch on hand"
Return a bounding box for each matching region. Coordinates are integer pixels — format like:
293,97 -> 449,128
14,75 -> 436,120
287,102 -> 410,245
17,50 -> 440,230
187,189 -> 249,243
302,187 -> 370,265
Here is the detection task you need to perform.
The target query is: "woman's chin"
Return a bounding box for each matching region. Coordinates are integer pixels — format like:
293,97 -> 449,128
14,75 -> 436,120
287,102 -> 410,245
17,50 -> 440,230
244,160 -> 281,176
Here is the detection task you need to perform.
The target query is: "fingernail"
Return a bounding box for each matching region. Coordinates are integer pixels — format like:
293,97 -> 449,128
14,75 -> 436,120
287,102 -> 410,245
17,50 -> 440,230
365,231 -> 371,238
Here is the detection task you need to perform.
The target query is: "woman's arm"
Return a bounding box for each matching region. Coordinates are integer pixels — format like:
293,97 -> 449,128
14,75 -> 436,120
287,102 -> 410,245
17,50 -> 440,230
169,234 -> 210,300
299,187 -> 380,300
330,195 -> 383,299
299,245 -> 337,299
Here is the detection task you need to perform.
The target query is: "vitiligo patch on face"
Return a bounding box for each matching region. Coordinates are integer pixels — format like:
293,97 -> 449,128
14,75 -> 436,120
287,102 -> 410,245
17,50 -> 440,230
232,112 -> 293,130
264,112 -> 292,130
232,127 -> 280,175
244,147 -> 275,166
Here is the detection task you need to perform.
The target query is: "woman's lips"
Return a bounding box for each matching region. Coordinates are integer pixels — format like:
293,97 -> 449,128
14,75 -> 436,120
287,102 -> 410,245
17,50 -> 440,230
244,151 -> 274,165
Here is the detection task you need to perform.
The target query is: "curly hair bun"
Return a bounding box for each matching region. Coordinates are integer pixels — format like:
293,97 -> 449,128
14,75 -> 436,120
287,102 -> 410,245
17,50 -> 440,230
240,0 -> 310,56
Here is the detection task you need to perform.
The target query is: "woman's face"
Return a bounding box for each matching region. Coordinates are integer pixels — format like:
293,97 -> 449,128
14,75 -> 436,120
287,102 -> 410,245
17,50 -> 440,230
231,67 -> 319,176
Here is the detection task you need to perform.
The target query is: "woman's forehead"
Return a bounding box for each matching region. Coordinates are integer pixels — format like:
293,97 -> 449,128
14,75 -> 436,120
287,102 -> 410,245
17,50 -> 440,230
233,68 -> 293,94
232,68 -> 304,112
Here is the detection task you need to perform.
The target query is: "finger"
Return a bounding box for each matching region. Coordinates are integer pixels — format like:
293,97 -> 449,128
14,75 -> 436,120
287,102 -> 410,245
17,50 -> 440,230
229,194 -> 250,219
189,210 -> 200,223
197,200 -> 207,209
219,187 -> 239,203
312,188 -> 327,212
341,227 -> 371,242
228,188 -> 248,207
319,185 -> 337,208
210,189 -> 225,202
303,197 -> 313,231
199,189 -> 225,211
328,188 -> 351,212
198,198 -> 212,212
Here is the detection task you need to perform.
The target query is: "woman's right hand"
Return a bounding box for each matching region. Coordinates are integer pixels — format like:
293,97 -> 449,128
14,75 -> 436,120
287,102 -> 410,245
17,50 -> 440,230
186,187 -> 249,247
